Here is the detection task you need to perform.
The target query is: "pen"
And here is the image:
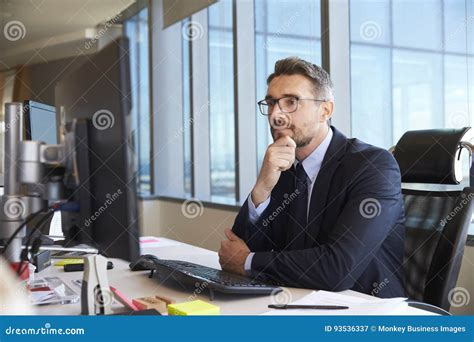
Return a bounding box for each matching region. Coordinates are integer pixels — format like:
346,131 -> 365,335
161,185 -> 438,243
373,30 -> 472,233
268,304 -> 349,310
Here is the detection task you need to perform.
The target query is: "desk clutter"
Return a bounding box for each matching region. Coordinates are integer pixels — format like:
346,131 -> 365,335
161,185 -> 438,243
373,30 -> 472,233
28,277 -> 80,306
20,241 -> 435,316
25,254 -> 221,315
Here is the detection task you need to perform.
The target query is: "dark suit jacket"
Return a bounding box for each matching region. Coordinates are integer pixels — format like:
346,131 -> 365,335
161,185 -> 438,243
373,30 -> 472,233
232,126 -> 406,298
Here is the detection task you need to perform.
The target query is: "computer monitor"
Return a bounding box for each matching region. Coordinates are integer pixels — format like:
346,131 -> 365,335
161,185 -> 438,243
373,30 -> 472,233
23,100 -> 58,145
54,37 -> 140,261
21,100 -> 58,243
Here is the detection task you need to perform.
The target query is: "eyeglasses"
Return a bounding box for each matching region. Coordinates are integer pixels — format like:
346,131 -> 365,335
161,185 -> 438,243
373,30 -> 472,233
257,96 -> 327,115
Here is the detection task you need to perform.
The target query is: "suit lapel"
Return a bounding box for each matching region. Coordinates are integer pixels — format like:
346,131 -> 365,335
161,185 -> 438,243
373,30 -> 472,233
305,127 -> 347,246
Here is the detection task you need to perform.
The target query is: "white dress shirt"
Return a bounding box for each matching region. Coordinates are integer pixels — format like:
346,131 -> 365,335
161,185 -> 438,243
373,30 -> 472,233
244,127 -> 334,273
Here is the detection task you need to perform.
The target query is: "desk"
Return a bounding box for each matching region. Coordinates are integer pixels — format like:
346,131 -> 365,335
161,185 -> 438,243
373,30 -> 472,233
33,237 -> 435,315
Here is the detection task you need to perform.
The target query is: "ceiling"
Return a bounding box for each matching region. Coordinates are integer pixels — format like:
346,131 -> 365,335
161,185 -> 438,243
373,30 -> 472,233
0,0 -> 135,69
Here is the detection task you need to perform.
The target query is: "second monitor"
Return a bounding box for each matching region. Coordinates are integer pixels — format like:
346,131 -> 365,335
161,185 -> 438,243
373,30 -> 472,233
55,37 -> 139,262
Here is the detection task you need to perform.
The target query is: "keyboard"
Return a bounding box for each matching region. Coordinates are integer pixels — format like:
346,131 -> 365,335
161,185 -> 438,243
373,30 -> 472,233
130,255 -> 282,297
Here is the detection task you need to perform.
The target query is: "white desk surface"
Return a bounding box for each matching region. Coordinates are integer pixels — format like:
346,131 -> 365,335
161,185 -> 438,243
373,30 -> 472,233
33,237 -> 434,316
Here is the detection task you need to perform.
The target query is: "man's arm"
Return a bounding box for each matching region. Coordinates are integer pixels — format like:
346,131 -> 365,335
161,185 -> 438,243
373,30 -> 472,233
248,194 -> 271,224
231,197 -> 276,252
219,136 -> 296,274
231,135 -> 296,251
249,150 -> 404,290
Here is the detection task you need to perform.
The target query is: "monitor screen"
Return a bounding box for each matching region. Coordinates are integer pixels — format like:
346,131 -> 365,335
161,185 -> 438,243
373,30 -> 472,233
24,100 -> 58,145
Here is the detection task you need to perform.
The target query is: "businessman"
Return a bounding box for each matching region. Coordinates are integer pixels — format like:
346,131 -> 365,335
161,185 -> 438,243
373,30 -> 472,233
218,57 -> 406,298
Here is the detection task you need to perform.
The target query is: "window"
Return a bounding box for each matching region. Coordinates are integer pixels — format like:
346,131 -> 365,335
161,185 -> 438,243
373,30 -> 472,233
208,0 -> 236,203
124,6 -> 151,195
350,0 -> 474,149
350,0 -> 474,236
255,0 -> 322,168
154,0 -> 323,204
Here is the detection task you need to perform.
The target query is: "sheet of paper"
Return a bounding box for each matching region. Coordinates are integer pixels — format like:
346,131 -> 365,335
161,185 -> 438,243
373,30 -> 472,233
263,290 -> 408,316
139,236 -> 183,248
48,211 -> 64,240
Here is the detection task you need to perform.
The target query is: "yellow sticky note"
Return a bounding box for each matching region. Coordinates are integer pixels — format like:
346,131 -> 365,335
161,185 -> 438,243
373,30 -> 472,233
54,259 -> 84,266
167,300 -> 220,316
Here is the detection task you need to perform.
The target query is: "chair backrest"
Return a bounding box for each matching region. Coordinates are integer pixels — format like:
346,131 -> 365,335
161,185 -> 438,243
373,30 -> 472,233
393,127 -> 474,311
402,188 -> 473,310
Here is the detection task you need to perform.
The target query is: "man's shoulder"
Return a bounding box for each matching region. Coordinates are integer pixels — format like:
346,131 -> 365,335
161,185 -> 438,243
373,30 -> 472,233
333,136 -> 402,193
340,137 -> 398,172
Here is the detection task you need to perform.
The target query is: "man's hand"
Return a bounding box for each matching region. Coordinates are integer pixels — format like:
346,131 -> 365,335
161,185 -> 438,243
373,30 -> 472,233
251,135 -> 296,206
218,229 -> 251,276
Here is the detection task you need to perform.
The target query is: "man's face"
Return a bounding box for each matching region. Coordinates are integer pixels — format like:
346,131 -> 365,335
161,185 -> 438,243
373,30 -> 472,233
266,74 -> 329,147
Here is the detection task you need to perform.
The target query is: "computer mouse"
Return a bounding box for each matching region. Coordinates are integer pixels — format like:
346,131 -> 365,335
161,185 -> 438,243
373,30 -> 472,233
129,254 -> 159,271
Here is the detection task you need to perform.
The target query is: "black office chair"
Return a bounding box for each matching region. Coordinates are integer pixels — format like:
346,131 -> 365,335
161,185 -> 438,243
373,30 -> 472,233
392,127 -> 474,314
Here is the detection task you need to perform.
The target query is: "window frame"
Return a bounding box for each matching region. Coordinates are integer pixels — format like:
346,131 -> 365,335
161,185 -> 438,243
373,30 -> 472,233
120,0 -> 154,195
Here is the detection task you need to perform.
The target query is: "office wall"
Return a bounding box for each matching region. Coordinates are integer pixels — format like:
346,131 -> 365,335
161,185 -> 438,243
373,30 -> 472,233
139,199 -> 237,252
139,198 -> 474,314
27,55 -> 88,105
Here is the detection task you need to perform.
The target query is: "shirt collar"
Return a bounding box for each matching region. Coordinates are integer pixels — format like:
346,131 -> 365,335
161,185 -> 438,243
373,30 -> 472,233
294,127 -> 333,183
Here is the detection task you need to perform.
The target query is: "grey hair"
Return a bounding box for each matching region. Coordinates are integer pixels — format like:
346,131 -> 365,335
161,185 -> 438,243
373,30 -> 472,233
267,56 -> 334,100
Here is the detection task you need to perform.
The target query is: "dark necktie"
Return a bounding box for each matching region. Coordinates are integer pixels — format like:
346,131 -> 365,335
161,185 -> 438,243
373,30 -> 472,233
287,163 -> 309,249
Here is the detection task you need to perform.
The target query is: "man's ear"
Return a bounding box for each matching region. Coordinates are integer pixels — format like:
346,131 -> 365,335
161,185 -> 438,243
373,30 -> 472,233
319,101 -> 334,122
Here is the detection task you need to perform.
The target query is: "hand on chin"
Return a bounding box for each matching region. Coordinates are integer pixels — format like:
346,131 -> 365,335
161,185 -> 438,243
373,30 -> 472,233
273,128 -> 293,141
